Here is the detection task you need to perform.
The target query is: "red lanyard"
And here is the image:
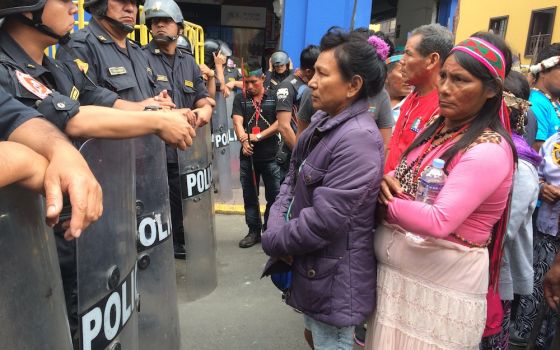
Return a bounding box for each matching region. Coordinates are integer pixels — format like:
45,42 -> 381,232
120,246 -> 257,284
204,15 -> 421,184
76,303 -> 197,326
252,98 -> 262,123
412,123 -> 469,182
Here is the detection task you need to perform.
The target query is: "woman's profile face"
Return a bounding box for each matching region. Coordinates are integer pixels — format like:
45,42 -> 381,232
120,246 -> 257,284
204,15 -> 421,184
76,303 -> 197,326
308,50 -> 353,116
438,54 -> 494,123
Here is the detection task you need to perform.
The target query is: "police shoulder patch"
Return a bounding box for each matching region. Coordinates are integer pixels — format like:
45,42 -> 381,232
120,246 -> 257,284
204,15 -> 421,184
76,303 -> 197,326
277,87 -> 289,100
15,70 -> 52,99
74,59 -> 89,74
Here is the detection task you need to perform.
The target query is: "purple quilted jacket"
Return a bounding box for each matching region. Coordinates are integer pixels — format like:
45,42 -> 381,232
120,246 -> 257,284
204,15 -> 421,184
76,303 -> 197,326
262,99 -> 384,327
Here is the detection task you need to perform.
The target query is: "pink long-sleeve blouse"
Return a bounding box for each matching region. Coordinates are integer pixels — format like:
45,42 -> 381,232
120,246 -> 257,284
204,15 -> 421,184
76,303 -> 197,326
387,132 -> 514,246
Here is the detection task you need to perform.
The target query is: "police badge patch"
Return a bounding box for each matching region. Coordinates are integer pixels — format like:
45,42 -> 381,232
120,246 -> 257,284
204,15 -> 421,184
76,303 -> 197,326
277,87 -> 289,101
15,70 -> 52,99
552,142 -> 560,166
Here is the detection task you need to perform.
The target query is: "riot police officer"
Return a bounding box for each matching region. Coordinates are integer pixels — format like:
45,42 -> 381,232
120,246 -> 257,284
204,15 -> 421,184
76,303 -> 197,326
264,50 -> 291,94
142,0 -> 212,258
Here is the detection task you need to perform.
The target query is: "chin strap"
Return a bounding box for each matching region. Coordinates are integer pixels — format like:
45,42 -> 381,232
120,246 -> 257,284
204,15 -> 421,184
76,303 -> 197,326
101,15 -> 135,34
15,12 -> 69,41
153,34 -> 178,43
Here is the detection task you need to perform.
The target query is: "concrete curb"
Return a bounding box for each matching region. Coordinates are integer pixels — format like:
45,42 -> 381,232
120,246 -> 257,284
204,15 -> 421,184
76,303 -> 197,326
214,203 -> 266,215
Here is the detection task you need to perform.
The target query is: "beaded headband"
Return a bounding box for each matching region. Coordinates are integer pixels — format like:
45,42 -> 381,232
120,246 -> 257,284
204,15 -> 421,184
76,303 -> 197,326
451,37 -> 506,81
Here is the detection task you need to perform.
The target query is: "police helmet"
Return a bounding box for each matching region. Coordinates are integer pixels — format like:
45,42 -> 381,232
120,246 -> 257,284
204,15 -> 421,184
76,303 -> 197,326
144,0 -> 183,25
84,0 -> 145,16
177,36 -> 192,55
0,0 -> 45,18
204,39 -> 233,66
270,51 -> 289,67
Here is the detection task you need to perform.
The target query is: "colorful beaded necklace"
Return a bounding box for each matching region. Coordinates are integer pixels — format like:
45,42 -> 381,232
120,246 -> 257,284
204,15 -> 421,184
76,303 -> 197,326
532,88 -> 560,120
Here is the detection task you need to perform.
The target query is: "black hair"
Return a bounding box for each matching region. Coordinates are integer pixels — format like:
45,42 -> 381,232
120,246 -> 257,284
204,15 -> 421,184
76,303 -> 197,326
471,31 -> 513,76
402,32 -> 516,169
534,42 -> 560,80
410,24 -> 454,65
300,45 -> 320,70
505,70 -> 530,134
246,58 -> 263,74
319,28 -> 386,99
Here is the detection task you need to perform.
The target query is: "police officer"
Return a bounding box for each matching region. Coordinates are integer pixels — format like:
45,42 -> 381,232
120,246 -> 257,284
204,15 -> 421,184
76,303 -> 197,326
265,50 -> 291,94
142,0 -> 212,258
204,38 -> 232,98
0,0 -> 196,339
275,45 -> 319,172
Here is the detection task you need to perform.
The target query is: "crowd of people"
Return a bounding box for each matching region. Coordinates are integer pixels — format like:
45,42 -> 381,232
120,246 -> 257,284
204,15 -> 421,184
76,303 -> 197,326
1,0 -> 560,349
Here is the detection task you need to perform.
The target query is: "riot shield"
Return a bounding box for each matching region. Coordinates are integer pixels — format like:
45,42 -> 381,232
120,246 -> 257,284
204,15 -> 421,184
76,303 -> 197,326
0,186 -> 72,350
212,90 -> 233,202
134,135 -> 180,350
226,92 -> 241,189
77,139 -> 138,350
178,123 -> 217,301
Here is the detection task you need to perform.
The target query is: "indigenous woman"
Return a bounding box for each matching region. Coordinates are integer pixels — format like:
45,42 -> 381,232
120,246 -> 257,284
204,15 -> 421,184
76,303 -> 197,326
365,33 -> 516,350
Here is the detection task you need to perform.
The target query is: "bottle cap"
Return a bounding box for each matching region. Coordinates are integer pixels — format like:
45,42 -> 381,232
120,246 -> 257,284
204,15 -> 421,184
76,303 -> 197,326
432,158 -> 445,169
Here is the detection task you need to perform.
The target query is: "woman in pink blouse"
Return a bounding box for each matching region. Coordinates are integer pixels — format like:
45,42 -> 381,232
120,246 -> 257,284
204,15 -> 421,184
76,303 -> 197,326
365,33 -> 516,350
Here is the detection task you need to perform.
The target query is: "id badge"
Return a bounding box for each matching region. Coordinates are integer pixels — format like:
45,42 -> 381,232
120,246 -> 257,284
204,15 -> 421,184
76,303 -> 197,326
410,118 -> 421,133
252,126 -> 261,134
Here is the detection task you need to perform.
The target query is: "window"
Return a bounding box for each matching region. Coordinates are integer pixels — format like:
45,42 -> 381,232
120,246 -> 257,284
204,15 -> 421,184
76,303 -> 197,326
489,16 -> 508,38
525,7 -> 557,57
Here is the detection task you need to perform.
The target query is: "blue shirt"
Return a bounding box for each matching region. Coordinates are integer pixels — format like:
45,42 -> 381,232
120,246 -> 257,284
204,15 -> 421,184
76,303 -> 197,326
530,89 -> 560,141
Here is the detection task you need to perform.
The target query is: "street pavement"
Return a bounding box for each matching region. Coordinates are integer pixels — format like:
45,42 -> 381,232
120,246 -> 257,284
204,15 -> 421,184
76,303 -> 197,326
176,214 -> 311,350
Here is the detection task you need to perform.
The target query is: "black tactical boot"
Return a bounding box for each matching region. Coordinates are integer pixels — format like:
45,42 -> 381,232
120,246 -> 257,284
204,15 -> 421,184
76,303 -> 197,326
238,229 -> 261,248
174,242 -> 187,259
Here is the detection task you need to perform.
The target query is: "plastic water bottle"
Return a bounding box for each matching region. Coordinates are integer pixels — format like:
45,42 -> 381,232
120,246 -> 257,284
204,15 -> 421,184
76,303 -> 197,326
415,158 -> 447,205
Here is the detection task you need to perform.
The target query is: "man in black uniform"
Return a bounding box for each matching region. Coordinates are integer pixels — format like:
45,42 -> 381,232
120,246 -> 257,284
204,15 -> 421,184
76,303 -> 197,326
275,45 -> 319,172
264,50 -> 291,94
232,59 -> 281,248
142,0 -> 212,258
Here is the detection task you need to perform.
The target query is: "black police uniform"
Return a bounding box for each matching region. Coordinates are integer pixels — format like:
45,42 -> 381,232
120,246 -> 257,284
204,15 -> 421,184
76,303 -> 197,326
142,40 -> 209,250
0,29 -> 121,337
274,72 -> 307,172
57,18 -> 157,102
0,88 -> 42,140
264,69 -> 291,95
0,31 -> 118,132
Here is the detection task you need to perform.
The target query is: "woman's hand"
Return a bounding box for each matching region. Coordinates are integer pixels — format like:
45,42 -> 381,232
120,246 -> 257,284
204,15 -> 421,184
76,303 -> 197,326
378,175 -> 403,205
540,183 -> 560,204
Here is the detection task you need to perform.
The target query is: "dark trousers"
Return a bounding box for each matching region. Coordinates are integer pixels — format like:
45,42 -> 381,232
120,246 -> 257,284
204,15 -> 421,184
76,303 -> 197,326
240,156 -> 282,232
167,163 -> 185,246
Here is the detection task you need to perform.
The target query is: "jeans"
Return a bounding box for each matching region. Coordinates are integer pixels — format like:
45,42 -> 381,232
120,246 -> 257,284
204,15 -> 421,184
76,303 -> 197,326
239,156 -> 282,231
304,315 -> 354,350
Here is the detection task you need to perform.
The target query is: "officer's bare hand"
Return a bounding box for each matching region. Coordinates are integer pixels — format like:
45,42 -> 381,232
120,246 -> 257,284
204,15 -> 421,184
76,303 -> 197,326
222,85 -> 231,98
0,141 -> 48,191
213,51 -> 226,67
157,111 -> 196,150
199,64 -> 214,81
544,253 -> 560,311
540,183 -> 560,204
378,175 -> 403,205
193,105 -> 213,128
241,140 -> 253,156
149,90 -> 176,110
176,108 -> 197,128
44,145 -> 103,240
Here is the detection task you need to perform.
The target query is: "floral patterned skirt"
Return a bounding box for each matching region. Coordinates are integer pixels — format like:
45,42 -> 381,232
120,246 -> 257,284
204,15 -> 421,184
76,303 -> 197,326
365,223 -> 489,350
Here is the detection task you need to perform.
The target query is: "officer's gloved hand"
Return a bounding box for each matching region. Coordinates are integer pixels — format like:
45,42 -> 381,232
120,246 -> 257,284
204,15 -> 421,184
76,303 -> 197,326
156,110 -> 196,150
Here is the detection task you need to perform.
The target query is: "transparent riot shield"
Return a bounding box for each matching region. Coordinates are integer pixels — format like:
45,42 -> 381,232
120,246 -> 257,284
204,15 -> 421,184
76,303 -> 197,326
134,135 -> 180,350
178,123 -> 217,301
226,92 -> 241,189
0,186 -> 72,350
77,139 -> 138,350
212,90 -> 233,202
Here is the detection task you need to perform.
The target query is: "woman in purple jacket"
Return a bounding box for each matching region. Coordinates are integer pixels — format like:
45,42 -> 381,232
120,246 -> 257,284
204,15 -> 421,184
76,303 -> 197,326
261,29 -> 385,350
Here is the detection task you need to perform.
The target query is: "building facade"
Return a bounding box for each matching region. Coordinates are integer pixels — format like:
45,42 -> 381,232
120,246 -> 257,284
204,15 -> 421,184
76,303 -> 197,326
455,0 -> 559,65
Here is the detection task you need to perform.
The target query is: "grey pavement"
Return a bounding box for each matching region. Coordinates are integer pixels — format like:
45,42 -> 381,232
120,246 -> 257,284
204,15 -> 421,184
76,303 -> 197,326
176,214 -> 311,350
